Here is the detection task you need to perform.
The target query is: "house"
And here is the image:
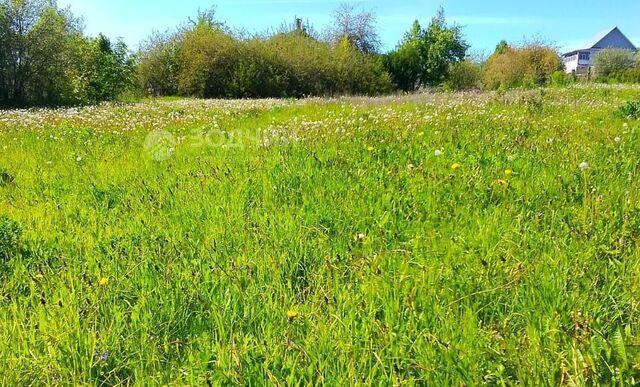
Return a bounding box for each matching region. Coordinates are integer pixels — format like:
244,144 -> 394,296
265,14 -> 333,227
563,27 -> 637,75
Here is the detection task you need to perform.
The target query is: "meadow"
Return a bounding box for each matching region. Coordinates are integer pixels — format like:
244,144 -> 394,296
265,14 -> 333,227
1,85 -> 639,385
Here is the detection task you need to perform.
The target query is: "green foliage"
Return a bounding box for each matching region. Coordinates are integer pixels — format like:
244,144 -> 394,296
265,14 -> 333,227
550,70 -> 574,87
139,14 -> 392,99
443,60 -> 481,91
483,44 -> 563,90
79,34 -> 136,103
385,10 -> 468,90
0,0 -> 134,106
384,21 -> 422,91
137,31 -> 181,96
0,215 -> 21,260
593,48 -> 635,81
615,100 -> 640,119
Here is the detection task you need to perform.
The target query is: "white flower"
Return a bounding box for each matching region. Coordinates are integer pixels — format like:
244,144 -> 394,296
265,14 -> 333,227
614,136 -> 621,143
434,149 -> 443,157
76,156 -> 82,162
407,164 -> 415,170
579,162 -> 589,171
623,123 -> 629,129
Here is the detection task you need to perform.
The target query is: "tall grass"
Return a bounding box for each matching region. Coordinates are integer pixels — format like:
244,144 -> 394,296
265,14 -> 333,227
0,86 -> 639,384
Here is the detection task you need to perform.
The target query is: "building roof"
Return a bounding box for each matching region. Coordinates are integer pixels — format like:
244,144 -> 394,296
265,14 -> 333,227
563,27 -> 637,56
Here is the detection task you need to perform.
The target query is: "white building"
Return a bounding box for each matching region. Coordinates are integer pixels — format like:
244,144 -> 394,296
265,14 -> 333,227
563,27 -> 637,75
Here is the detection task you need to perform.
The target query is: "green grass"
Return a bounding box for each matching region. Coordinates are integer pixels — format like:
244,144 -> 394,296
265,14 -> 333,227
1,85 -> 639,385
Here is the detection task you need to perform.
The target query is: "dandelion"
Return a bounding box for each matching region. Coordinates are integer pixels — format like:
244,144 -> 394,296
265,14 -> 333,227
434,149 -> 443,157
367,146 -> 375,152
287,310 -> 300,319
98,277 -> 109,286
504,169 -> 513,176
579,162 -> 589,171
614,136 -> 621,143
407,163 -> 415,170
76,156 -> 82,162
355,233 -> 366,242
451,163 -> 461,171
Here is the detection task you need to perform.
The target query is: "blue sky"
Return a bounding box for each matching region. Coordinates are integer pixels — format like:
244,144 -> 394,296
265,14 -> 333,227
57,0 -> 640,55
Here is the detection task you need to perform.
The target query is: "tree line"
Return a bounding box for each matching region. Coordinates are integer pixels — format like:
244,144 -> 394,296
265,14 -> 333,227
1,0 -> 638,107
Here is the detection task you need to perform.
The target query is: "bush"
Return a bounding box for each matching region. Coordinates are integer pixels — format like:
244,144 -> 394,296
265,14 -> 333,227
550,70 -> 574,87
138,19 -> 393,99
615,100 -> 640,119
593,48 -> 635,81
444,60 -> 481,91
483,44 -> 563,90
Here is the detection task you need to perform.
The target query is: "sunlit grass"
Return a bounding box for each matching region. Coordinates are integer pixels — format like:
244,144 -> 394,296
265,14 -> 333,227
1,85 -> 639,385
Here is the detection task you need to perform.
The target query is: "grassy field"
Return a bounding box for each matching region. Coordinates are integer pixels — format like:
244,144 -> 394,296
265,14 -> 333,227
1,85 -> 640,385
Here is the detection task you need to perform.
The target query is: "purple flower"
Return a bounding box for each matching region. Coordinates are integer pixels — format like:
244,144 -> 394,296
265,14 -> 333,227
94,349 -> 109,363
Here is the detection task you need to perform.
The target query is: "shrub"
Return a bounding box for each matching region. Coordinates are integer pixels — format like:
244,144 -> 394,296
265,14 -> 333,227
550,70 -> 574,87
593,48 -> 635,81
483,44 -> 562,90
615,100 -> 640,119
444,60 -> 481,91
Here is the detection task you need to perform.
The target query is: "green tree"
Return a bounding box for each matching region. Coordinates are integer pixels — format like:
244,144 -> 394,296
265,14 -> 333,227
137,31 -> 181,96
384,21 -> 422,91
593,48 -> 635,81
80,34 -> 135,102
0,0 -> 85,105
384,9 -> 468,90
420,8 -> 468,86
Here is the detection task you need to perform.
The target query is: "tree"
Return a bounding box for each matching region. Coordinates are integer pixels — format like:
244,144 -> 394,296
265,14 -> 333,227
0,0 -> 85,105
137,30 -> 181,96
384,20 -> 422,91
325,3 -> 380,54
420,8 -> 468,86
384,9 -> 468,90
80,34 -> 136,102
593,48 -> 635,80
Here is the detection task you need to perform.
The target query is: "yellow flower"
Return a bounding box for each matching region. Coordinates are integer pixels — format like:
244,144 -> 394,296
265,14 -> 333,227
367,146 -> 375,152
99,277 -> 109,286
504,169 -> 513,176
287,310 -> 300,319
495,179 -> 509,187
451,163 -> 461,171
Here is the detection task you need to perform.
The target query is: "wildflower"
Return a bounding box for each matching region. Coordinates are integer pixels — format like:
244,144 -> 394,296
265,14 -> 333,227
98,277 -> 109,286
614,136 -> 621,143
495,179 -> 509,187
407,163 -> 415,170
355,233 -> 366,242
367,146 -> 375,152
579,162 -> 589,171
451,163 -> 461,171
434,149 -> 443,157
76,156 -> 82,162
94,349 -> 109,363
287,310 -> 300,319
504,169 -> 513,176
